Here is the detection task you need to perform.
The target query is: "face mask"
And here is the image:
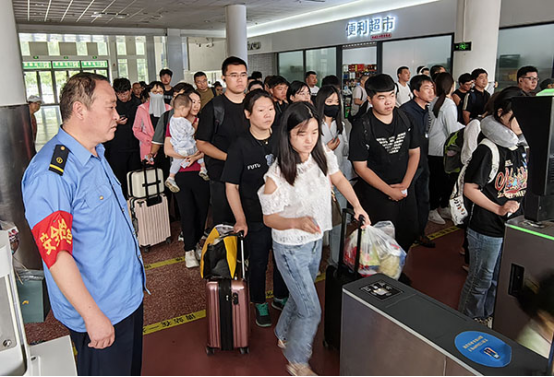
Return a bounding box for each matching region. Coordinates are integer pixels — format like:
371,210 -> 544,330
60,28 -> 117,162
324,104 -> 340,119
149,92 -> 166,117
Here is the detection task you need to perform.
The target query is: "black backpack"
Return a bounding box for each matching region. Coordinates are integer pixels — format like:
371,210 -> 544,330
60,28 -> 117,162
443,127 -> 466,174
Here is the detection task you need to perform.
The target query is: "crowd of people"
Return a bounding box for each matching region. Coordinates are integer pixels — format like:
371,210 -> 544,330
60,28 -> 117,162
22,55 -> 553,376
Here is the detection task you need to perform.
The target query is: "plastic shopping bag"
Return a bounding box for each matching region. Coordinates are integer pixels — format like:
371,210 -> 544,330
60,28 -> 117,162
343,221 -> 406,279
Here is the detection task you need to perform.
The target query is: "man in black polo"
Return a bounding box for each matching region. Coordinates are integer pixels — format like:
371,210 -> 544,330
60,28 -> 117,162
196,56 -> 249,225
400,75 -> 436,248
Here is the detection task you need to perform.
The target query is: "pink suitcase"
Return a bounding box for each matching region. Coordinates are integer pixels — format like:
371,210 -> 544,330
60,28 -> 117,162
205,234 -> 250,355
127,164 -> 171,253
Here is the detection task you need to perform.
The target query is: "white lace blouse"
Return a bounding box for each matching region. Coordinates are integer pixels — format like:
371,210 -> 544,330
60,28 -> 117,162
258,148 -> 340,246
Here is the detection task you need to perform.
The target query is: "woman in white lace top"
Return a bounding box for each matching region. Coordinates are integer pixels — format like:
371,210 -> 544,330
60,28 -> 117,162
258,102 -> 369,376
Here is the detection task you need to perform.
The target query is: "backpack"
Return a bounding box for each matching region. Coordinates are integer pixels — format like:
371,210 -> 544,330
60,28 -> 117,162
449,138 -> 500,225
348,100 -> 369,124
211,95 -> 225,142
443,128 -> 465,174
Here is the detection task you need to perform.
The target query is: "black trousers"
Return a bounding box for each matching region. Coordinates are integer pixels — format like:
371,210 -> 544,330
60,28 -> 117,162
428,155 -> 456,210
355,182 -> 418,252
209,179 -> 235,225
69,303 -> 143,376
175,171 -> 210,251
245,222 -> 289,304
106,150 -> 141,199
414,165 -> 431,236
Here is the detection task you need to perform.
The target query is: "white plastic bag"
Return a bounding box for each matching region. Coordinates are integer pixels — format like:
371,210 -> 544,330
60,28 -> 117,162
343,221 -> 406,279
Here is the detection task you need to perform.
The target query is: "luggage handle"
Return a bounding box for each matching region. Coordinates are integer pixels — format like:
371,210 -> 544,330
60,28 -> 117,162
337,208 -> 365,278
140,161 -> 163,206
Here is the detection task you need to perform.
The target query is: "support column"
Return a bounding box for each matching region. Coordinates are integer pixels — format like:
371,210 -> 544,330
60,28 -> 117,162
146,36 -> 157,83
166,28 -> 184,83
225,4 -> 247,62
452,0 -> 501,91
0,1 -> 40,268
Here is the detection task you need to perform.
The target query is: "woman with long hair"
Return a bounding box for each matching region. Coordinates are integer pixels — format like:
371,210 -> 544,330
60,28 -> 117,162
314,85 -> 352,266
427,72 -> 464,225
258,102 -> 369,375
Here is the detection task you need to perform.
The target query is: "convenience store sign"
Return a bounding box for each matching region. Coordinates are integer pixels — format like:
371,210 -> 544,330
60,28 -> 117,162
347,15 -> 396,38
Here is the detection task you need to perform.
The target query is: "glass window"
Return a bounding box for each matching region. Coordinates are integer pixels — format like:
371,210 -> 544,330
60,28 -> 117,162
76,42 -> 88,56
278,51 -> 304,82
496,24 -> 554,90
39,71 -> 55,104
118,59 -> 128,78
24,71 -> 39,98
306,47 -> 337,84
137,59 -> 148,82
20,41 -> 30,56
97,42 -> 108,56
382,35 -> 452,79
136,36 -> 146,55
48,41 -> 60,55
116,36 -> 127,55
19,33 -> 33,42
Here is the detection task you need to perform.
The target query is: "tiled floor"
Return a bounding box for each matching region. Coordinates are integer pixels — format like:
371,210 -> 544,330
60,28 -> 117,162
24,219 -> 467,375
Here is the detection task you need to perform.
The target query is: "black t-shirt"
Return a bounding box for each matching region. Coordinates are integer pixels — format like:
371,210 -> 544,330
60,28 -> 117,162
453,89 -> 468,124
465,143 -> 527,237
163,87 -> 174,105
107,96 -> 142,153
221,131 -> 277,223
399,100 -> 428,167
463,89 -> 490,121
349,108 -> 420,186
196,95 -> 249,181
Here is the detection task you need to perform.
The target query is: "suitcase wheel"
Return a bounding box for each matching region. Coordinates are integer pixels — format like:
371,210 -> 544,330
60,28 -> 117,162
240,347 -> 249,355
165,237 -> 172,245
206,346 -> 214,356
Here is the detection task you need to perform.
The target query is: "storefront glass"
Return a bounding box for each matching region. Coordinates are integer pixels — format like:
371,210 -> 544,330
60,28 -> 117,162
381,35 -> 452,79
278,50 -> 304,82
306,47 -> 337,82
496,23 -> 554,90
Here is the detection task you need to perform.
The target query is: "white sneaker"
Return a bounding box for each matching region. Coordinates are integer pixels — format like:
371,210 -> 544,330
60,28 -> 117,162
428,209 -> 446,225
438,206 -> 451,220
165,178 -> 180,193
185,250 -> 199,268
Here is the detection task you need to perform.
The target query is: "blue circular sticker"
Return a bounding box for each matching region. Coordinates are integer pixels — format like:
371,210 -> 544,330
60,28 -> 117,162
455,331 -> 512,368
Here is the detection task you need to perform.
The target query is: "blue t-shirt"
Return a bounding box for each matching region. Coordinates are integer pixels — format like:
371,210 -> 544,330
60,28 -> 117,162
22,128 -> 146,332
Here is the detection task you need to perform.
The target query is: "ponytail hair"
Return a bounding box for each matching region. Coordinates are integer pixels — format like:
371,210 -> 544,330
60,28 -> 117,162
432,72 -> 454,118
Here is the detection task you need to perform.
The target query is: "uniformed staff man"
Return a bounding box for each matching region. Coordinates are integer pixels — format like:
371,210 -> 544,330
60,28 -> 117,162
22,73 -> 146,376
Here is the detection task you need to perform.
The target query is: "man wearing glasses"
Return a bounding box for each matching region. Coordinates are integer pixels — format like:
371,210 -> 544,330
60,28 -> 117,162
517,66 -> 539,95
197,56 -> 249,224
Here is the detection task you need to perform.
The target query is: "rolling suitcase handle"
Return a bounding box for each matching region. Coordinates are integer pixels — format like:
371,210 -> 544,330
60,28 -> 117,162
140,161 -> 163,207
337,208 -> 365,278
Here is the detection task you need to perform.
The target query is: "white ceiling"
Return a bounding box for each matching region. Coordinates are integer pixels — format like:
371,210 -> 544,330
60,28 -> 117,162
12,0 -> 360,30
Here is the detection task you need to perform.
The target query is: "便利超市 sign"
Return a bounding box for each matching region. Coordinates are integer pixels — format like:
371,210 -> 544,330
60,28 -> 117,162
347,16 -> 396,38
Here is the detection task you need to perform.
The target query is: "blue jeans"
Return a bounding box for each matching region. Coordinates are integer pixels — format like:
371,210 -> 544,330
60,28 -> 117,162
458,228 -> 504,319
329,187 -> 347,267
273,238 -> 323,365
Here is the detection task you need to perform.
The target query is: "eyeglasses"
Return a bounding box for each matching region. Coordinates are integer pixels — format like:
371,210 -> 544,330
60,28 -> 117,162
226,73 -> 248,79
297,91 -> 310,96
522,76 -> 539,83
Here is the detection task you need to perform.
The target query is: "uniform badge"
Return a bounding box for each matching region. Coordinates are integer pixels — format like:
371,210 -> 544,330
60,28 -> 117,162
49,145 -> 70,176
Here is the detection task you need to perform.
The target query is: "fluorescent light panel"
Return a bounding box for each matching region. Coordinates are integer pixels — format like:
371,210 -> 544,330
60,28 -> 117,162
247,0 -> 439,37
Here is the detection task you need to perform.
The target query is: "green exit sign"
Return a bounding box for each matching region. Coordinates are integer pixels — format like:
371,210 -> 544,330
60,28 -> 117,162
81,60 -> 108,69
454,42 -> 472,51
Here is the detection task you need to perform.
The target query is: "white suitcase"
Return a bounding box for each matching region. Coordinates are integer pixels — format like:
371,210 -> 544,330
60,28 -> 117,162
128,195 -> 171,252
127,167 -> 165,199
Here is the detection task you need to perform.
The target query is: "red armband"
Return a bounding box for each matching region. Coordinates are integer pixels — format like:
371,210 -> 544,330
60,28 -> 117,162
31,211 -> 74,269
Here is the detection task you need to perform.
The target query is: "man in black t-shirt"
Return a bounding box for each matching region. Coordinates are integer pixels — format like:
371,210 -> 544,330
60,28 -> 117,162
196,56 -> 249,225
105,78 -> 142,198
349,74 -> 420,252
463,68 -> 490,125
160,68 -> 174,105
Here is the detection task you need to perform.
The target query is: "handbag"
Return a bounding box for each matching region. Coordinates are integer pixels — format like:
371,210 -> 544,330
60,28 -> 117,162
331,190 -> 342,227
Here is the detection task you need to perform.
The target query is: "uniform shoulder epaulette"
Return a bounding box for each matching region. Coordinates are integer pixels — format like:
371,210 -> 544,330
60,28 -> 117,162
49,145 -> 70,176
